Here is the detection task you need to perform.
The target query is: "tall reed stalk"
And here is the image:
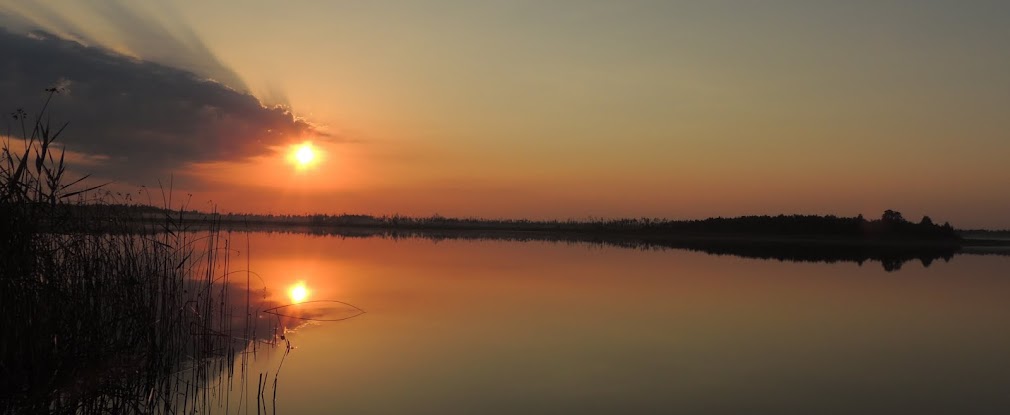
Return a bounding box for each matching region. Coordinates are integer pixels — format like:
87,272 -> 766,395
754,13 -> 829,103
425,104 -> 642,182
1,91 -> 275,414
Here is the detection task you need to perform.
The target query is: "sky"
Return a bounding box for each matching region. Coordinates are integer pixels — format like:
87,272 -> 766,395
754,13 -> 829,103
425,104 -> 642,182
1,1 -> 1008,227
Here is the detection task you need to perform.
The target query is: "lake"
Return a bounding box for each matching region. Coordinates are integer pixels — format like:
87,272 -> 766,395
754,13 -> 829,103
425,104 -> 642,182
227,231 -> 1010,414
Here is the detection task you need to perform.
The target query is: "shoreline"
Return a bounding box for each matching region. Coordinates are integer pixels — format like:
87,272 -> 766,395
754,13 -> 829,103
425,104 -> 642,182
131,215 -> 1010,249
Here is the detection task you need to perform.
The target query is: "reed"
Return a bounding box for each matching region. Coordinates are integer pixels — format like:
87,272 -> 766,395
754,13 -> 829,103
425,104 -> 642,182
0,91 -> 277,414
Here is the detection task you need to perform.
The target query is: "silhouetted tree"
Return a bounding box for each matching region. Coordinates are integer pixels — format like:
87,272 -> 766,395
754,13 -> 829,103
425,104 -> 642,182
882,209 -> 905,223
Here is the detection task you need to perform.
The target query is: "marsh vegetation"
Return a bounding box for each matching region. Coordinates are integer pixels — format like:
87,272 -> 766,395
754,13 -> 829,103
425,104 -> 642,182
0,95 -> 286,414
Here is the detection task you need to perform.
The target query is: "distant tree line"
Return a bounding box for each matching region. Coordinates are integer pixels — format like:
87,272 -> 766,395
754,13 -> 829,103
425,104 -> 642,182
55,204 -> 972,271
299,209 -> 958,240
66,204 -> 961,241
637,209 -> 957,239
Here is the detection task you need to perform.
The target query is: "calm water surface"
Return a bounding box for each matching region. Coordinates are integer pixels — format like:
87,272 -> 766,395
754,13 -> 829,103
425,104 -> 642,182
233,232 -> 1010,414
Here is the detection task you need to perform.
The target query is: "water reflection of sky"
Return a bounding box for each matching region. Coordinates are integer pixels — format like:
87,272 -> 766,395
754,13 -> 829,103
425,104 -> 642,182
230,232 -> 1010,414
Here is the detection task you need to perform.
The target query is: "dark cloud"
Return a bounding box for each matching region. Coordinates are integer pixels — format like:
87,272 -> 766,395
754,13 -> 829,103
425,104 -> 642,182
0,0 -> 246,91
0,28 -> 318,182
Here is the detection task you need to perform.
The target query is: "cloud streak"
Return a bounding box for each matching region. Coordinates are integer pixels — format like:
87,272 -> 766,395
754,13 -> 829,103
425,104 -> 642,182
85,0 -> 247,90
0,0 -> 246,90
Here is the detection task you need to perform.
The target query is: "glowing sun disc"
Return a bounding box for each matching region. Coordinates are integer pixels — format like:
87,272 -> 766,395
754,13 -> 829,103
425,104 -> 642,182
288,142 -> 319,169
289,282 -> 309,304
294,143 -> 316,166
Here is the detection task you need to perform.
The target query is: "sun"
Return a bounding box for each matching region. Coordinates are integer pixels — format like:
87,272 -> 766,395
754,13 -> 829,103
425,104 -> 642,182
296,144 -> 315,165
289,282 -> 309,304
289,142 -> 319,169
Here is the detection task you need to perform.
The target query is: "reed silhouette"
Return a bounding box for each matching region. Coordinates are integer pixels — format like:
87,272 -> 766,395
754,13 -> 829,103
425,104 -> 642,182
0,92 -> 301,414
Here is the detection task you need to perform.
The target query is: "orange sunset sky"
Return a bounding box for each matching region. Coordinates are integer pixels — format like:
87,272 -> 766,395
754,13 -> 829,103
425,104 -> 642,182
1,1 -> 1008,227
